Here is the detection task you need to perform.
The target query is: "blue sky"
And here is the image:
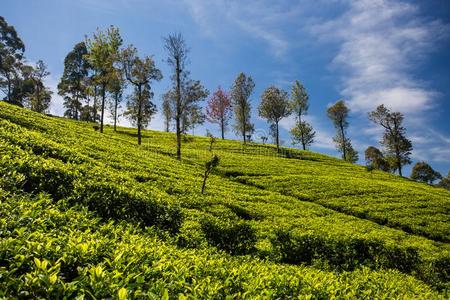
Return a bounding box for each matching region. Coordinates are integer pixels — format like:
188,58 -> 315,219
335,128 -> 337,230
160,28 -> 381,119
2,0 -> 450,176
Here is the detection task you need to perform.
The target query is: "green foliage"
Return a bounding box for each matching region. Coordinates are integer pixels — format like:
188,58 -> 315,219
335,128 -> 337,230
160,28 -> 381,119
368,104 -> 413,177
201,217 -> 257,255
231,72 -> 255,143
411,161 -> 442,184
291,120 -> 315,150
271,230 -> 421,273
1,102 -> 450,297
327,100 -> 358,162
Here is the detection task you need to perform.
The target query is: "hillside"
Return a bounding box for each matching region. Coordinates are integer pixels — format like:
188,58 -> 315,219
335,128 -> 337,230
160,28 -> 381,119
1,101 -> 449,299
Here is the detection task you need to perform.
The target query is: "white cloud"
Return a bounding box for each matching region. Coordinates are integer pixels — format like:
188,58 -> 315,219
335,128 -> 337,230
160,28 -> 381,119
312,0 -> 449,114
409,129 -> 450,163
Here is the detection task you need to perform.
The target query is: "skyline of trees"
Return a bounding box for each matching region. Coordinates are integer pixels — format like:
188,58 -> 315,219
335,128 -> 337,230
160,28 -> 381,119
1,16 -> 447,180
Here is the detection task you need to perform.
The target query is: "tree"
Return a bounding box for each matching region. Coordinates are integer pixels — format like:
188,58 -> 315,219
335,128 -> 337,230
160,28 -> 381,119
85,26 -> 122,133
8,64 -> 34,107
206,86 -> 233,139
0,16 -> 25,105
123,84 -> 157,144
201,155 -> 220,194
259,86 -> 291,152
411,162 -> 442,184
26,60 -> 52,113
182,102 -> 205,135
164,33 -> 188,160
365,146 -> 390,172
231,72 -> 255,144
327,100 -> 357,162
107,67 -> 126,131
206,130 -> 216,151
368,105 -> 412,177
437,172 -> 450,190
289,80 -> 315,150
121,45 -> 162,144
291,121 -> 315,150
58,41 -> 90,120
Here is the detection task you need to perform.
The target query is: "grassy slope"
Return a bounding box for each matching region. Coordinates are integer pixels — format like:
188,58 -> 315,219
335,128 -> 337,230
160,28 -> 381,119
0,101 -> 449,298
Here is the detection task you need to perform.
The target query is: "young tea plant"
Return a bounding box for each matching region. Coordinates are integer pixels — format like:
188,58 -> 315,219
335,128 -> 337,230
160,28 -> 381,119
206,130 -> 216,152
201,154 -> 220,194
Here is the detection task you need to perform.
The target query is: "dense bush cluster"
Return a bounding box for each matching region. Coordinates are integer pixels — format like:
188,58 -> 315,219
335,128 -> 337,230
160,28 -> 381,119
271,230 -> 421,272
201,217 -> 257,255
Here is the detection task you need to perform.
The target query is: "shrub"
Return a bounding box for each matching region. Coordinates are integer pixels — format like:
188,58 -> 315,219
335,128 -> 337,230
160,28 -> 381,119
71,181 -> 183,233
201,217 -> 257,255
271,230 -> 422,273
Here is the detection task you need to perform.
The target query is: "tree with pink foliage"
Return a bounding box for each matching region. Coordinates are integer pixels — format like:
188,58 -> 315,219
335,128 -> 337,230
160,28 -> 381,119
206,86 -> 233,139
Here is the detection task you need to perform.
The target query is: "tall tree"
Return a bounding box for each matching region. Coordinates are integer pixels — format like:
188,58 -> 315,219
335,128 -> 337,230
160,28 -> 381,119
27,60 -> 52,113
164,34 -> 208,158
259,86 -> 291,152
58,41 -> 90,120
291,121 -> 315,150
290,80 -> 315,150
164,33 -> 188,160
411,161 -> 442,184
0,16 -> 25,105
231,72 -> 254,144
206,86 -> 233,139
85,26 -> 122,133
368,105 -> 412,177
122,45 -> 162,144
161,90 -> 174,132
365,146 -> 390,172
327,100 -> 358,163
123,84 -> 157,143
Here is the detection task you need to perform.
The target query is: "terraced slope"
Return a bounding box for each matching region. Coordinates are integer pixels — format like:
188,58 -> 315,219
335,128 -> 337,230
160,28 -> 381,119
1,101 -> 449,298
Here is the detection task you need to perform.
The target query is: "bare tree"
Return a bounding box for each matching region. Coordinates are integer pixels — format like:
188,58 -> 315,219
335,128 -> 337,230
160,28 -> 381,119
164,33 -> 188,160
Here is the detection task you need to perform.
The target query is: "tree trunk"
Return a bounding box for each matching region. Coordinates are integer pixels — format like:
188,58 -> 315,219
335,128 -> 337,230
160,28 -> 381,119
221,118 -> 225,140
276,121 -> 279,152
396,151 -> 402,177
176,59 -> 182,160
137,85 -> 142,145
6,73 -> 11,103
93,85 -> 98,122
299,114 -> 306,150
100,83 -> 106,133
339,122 -> 346,160
242,104 -> 246,144
114,93 -> 118,132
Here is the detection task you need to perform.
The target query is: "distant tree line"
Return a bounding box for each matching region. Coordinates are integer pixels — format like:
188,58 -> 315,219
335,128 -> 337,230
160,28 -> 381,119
1,16 -> 448,187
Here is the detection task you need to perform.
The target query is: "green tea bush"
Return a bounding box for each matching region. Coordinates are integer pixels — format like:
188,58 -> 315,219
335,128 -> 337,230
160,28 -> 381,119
271,230 -> 422,274
71,181 -> 183,233
201,217 -> 257,255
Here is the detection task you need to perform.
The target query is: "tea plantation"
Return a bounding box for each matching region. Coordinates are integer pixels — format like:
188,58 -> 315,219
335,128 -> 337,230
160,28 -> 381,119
1,101 -> 449,298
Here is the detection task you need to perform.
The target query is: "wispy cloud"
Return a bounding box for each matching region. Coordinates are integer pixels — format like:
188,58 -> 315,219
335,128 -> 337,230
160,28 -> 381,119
182,0 -> 303,58
311,0 -> 449,114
